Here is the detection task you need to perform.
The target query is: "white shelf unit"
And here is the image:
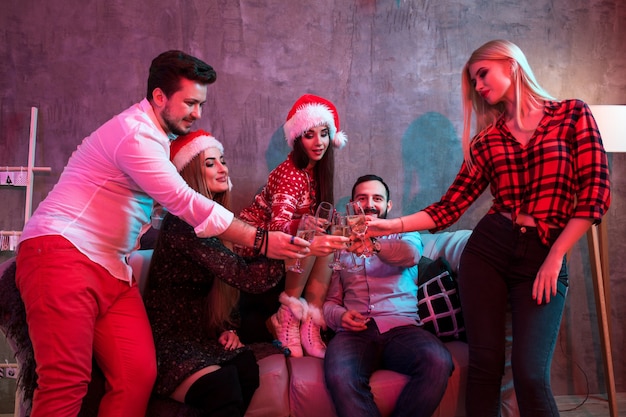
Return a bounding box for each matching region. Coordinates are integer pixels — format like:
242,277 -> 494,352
1,107 -> 51,241
0,107 -> 50,416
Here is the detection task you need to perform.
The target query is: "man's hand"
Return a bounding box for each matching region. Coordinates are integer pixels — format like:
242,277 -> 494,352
218,219 -> 310,259
346,237 -> 376,257
340,310 -> 370,331
308,234 -> 349,257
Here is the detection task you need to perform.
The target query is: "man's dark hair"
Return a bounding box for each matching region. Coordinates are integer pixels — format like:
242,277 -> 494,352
146,50 -> 217,101
351,174 -> 390,201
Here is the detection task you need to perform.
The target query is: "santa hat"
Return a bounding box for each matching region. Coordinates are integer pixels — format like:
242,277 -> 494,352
170,130 -> 232,190
170,130 -> 224,171
283,94 -> 348,149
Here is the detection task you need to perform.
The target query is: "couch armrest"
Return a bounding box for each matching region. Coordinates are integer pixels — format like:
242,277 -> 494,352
246,354 -> 290,417
421,230 -> 471,273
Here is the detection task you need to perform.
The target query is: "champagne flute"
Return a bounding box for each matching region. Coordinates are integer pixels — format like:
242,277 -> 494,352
344,216 -> 364,272
315,201 -> 334,231
287,214 -> 316,273
328,213 -> 349,270
346,201 -> 371,258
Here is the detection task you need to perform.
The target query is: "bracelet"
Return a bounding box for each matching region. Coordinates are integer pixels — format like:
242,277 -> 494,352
264,229 -> 269,257
399,216 -> 405,233
253,226 -> 264,255
258,228 -> 267,257
261,229 -> 267,254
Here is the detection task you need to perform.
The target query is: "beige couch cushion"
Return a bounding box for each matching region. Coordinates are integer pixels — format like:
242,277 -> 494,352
246,354 -> 290,417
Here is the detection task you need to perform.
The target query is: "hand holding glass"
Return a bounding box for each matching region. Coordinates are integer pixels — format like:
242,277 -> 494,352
346,201 -> 371,258
315,202 -> 334,231
328,213 -> 349,270
287,214 -> 316,273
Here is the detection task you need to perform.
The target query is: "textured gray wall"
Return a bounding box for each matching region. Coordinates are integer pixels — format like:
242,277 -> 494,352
1,0 -> 624,404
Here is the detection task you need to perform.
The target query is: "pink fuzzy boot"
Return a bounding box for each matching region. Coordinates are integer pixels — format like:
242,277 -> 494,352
300,303 -> 327,358
269,292 -> 306,357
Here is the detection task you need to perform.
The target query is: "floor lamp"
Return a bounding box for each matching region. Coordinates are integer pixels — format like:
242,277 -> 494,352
586,104 -> 625,417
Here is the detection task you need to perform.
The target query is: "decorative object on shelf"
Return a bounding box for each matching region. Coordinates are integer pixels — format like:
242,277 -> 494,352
0,107 -> 52,230
13,167 -> 28,186
0,231 -> 21,251
1,168 -> 14,186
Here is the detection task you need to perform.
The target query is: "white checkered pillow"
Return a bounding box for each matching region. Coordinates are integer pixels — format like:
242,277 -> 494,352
417,257 -> 466,341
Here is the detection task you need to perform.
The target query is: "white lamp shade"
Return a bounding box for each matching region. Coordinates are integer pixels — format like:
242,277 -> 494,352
589,105 -> 626,153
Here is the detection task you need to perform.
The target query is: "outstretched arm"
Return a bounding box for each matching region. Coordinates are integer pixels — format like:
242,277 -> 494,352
367,211 -> 436,237
218,218 -> 310,260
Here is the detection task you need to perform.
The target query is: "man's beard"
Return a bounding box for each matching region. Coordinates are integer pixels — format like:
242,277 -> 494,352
162,107 -> 194,136
363,207 -> 387,219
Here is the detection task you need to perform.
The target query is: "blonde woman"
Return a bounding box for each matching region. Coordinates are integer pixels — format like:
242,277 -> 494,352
368,40 -> 610,416
144,130 -> 284,417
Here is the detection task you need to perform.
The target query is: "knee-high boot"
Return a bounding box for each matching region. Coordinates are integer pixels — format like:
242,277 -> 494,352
224,350 -> 260,412
184,365 -> 243,417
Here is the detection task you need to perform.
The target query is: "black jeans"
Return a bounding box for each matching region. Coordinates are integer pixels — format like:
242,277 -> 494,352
458,213 -> 567,417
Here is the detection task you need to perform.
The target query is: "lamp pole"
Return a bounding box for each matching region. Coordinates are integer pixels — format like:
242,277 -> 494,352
586,104 -> 625,417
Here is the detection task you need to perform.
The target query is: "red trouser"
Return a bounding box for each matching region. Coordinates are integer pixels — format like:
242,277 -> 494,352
16,236 -> 156,417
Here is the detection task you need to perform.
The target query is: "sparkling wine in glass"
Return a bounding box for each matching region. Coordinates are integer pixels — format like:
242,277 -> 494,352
315,201 -> 334,232
328,213 -> 349,270
346,201 -> 371,258
287,214 -> 316,273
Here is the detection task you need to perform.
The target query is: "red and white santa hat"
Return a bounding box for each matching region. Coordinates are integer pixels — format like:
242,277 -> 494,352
170,129 -> 224,171
283,94 -> 348,149
170,129 -> 232,190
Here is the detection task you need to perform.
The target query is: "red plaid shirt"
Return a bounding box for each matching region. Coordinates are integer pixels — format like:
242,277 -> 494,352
424,99 -> 611,244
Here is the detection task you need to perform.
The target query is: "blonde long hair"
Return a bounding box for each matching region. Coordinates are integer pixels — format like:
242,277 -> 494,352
179,151 -> 239,337
460,40 -> 556,169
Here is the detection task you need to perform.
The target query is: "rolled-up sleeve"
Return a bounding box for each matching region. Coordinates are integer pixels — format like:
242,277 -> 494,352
115,124 -> 234,237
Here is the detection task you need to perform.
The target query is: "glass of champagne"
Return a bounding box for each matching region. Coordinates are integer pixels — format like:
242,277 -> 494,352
328,213 -> 349,270
315,201 -> 334,231
346,201 -> 371,258
287,214 -> 316,273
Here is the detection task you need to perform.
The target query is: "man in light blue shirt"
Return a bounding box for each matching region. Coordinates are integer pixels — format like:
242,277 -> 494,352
323,174 -> 453,417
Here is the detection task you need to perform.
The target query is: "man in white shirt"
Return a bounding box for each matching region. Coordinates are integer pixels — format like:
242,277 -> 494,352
15,50 -> 344,417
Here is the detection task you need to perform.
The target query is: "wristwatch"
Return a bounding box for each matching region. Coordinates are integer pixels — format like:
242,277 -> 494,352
371,238 -> 382,253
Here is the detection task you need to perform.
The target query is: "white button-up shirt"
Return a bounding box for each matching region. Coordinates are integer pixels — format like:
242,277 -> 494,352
20,99 -> 233,283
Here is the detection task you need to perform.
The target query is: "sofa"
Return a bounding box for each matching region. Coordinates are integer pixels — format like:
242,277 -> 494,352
129,229 -> 519,417
1,229 -> 520,417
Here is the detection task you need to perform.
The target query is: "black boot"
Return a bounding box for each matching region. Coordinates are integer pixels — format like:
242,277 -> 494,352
223,350 -> 260,412
184,365 -> 243,417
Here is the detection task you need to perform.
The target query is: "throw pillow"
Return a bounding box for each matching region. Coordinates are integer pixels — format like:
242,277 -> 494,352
417,256 -> 466,341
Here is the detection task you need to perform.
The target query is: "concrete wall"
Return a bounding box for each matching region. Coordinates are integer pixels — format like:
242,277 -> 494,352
1,0 -> 624,406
